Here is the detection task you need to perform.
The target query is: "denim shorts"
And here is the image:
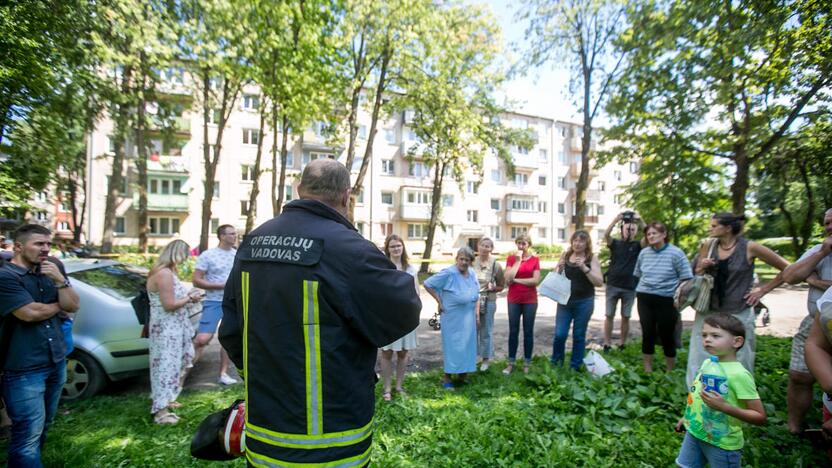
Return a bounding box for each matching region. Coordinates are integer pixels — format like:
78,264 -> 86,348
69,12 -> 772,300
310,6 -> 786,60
676,432 -> 741,468
197,300 -> 223,334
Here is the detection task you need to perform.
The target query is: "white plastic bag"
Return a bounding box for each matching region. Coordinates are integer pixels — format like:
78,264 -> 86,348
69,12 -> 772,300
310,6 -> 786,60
584,350 -> 614,378
539,271 -> 571,305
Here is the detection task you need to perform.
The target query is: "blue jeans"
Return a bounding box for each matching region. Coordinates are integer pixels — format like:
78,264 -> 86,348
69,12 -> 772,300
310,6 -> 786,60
676,432 -> 741,468
551,297 -> 594,370
477,298 -> 497,359
2,362 -> 66,467
507,302 -> 537,363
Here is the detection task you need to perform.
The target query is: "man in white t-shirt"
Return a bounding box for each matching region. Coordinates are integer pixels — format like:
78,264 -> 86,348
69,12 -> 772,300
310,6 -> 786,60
193,224 -> 239,385
783,208 -> 832,434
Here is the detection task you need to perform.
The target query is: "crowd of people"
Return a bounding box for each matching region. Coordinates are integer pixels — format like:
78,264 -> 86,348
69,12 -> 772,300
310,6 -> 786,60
0,155 -> 830,466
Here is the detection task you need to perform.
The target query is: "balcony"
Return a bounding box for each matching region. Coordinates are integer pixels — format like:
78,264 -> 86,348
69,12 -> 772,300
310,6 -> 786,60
132,193 -> 189,212
568,161 -> 599,178
400,140 -> 424,158
505,210 -> 538,224
571,215 -> 599,225
512,152 -> 538,170
147,116 -> 190,137
399,204 -> 431,221
148,155 -> 189,174
569,188 -> 602,202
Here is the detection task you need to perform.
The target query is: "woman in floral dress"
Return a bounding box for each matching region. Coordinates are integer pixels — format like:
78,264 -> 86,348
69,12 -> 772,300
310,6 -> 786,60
146,240 -> 203,424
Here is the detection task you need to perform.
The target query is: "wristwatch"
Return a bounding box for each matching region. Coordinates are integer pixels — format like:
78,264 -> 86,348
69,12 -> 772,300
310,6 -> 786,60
56,278 -> 72,289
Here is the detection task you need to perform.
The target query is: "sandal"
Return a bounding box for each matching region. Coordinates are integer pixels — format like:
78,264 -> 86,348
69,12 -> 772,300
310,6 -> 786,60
502,365 -> 514,375
382,391 -> 392,402
154,411 -> 179,425
523,364 -> 530,374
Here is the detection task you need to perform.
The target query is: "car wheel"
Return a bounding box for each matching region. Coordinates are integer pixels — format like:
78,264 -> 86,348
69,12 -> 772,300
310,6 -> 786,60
62,351 -> 107,400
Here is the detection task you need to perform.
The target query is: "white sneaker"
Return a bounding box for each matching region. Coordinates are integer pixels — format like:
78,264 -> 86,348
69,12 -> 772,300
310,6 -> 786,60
480,362 -> 490,372
218,373 -> 238,385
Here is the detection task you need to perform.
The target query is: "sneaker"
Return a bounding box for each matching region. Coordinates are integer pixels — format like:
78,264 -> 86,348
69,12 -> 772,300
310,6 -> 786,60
218,373 -> 238,385
480,362 -> 490,372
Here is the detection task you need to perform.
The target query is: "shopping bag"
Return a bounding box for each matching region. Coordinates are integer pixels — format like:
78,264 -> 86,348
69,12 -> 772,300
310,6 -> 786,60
584,350 -> 614,378
539,271 -> 571,305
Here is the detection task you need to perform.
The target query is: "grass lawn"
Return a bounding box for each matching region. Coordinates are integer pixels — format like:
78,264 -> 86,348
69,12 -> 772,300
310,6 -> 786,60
1,335 -> 825,466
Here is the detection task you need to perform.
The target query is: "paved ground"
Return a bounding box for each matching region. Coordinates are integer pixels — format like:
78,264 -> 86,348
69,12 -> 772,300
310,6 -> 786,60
103,283 -> 809,396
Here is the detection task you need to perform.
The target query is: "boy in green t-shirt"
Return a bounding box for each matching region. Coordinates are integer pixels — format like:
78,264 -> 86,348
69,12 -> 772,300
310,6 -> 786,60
675,314 -> 767,467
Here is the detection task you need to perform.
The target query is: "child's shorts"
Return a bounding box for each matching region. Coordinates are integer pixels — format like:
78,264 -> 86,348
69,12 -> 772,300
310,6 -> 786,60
676,432 -> 741,468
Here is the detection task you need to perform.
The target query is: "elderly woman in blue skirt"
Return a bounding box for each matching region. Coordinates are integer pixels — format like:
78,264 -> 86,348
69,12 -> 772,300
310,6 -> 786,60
424,246 -> 480,390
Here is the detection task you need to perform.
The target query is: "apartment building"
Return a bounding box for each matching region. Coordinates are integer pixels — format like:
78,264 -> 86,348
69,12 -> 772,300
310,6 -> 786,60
75,79 -> 638,257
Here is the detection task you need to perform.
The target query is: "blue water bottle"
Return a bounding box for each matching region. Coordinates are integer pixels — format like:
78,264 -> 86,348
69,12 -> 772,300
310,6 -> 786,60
700,356 -> 729,440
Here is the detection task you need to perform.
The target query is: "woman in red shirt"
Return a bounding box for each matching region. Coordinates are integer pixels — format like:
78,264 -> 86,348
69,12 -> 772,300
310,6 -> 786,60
503,234 -> 541,374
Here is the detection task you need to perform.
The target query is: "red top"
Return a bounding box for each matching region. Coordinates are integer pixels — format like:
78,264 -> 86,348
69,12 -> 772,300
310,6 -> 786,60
506,255 -> 540,304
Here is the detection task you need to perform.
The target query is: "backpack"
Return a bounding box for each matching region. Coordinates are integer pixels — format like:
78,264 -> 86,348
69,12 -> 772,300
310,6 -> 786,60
673,240 -> 718,313
131,288 -> 151,337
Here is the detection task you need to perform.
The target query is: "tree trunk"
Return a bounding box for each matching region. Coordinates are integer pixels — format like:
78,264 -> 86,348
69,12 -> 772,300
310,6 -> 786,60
275,114 -> 290,216
420,160 -> 446,274
68,148 -> 87,243
270,103 -> 280,216
797,159 -> 815,255
574,49 -> 593,231
730,148 -> 750,215
245,112 -> 267,234
349,44 -> 390,222
101,67 -> 133,253
136,53 -> 149,253
199,67 -> 215,252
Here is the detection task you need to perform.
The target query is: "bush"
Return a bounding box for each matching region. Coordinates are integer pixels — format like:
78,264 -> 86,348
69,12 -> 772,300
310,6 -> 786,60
756,238 -> 821,262
115,253 -> 196,282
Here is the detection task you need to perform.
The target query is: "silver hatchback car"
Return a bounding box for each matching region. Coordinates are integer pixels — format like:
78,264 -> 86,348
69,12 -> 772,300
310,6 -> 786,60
61,259 -> 150,400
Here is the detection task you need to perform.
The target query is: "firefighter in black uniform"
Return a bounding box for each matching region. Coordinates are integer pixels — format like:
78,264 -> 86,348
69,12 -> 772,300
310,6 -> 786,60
220,159 -> 422,467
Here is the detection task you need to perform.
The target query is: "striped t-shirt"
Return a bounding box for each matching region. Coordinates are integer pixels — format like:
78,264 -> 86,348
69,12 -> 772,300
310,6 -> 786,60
633,244 -> 693,297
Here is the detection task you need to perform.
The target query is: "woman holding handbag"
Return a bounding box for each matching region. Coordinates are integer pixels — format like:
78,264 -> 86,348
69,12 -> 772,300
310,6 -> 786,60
551,230 -> 604,371
686,213 -> 789,386
473,237 -> 504,372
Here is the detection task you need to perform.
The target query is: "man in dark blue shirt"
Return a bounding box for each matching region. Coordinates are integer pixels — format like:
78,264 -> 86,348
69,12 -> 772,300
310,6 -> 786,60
0,224 -> 79,467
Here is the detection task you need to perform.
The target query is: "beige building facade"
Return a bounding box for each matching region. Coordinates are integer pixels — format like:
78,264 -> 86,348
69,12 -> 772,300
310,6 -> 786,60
78,79 -> 638,257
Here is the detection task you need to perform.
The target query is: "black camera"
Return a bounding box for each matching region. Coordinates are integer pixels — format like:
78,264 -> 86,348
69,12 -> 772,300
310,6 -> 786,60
621,211 -> 635,223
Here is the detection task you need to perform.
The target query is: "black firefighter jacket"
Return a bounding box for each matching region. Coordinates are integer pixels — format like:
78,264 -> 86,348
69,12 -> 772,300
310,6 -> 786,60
220,199 -> 422,467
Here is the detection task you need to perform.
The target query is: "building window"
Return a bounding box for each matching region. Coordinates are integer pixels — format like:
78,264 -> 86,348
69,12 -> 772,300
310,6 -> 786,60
107,135 -> 117,154
558,151 -> 567,163
558,203 -> 565,214
614,170 -> 622,181
57,221 -> 71,231
538,176 -> 547,186
406,191 -> 431,205
357,125 -> 367,139
467,210 -> 478,223
442,195 -> 454,207
558,228 -> 566,240
614,194 -> 623,204
302,152 -> 334,168
242,94 -> 260,111
284,152 -> 294,168
514,173 -> 528,186
356,222 -> 365,236
490,199 -> 500,210
557,177 -> 566,189
491,169 -> 502,183
380,223 -> 393,237
240,200 -> 251,216
207,109 -> 221,124
381,160 -> 395,175
629,162 -> 638,173
60,200 -> 71,212
538,202 -> 547,213
408,162 -> 429,178
381,192 -> 394,205
242,128 -> 260,145
407,223 -> 428,239
356,188 -> 365,204
598,205 -> 606,215
598,181 -> 606,192
211,218 -> 219,233
35,211 -> 48,221
511,226 -> 528,239
466,181 -> 479,194
212,182 -> 220,199
489,225 -> 501,240
510,199 -> 534,211
283,185 -> 294,201
538,227 -> 547,239
35,190 -> 49,202
514,146 -> 529,155
147,178 -> 181,195
115,217 -> 126,234
241,165 -> 255,181
539,149 -> 548,162
384,128 -> 396,144
149,217 -> 180,235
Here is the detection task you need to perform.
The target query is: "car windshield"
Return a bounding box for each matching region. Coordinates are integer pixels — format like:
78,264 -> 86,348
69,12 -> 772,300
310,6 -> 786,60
69,264 -> 147,301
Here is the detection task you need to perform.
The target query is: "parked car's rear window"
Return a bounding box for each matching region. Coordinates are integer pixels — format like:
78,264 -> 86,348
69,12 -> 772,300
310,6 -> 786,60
69,265 -> 147,300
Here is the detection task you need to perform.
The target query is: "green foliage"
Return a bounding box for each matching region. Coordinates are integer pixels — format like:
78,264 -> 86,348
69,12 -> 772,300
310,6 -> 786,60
15,335 -> 823,466
116,253 -> 196,282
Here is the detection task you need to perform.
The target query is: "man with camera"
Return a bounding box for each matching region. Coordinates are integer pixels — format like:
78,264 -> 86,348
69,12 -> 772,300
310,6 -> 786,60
602,211 -> 646,352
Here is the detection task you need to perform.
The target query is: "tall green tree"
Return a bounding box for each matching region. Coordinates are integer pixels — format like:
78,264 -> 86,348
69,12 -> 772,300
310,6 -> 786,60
400,2 -> 533,273
521,0 -> 629,230
608,0 -> 832,214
